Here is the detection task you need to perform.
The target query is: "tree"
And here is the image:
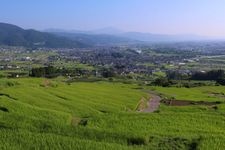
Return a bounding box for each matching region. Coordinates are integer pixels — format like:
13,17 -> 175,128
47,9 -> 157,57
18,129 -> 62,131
100,68 -> 115,78
30,66 -> 57,78
152,77 -> 173,87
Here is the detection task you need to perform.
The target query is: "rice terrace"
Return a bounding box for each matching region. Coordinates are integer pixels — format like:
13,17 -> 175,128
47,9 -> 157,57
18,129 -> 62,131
0,77 -> 224,149
1,0 -> 225,149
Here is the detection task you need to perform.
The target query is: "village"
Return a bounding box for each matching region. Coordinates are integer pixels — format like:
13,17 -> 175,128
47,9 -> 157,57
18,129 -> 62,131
1,44 -> 225,82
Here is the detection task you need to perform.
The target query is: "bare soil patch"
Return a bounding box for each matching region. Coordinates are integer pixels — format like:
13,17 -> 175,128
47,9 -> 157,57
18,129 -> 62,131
162,99 -> 221,106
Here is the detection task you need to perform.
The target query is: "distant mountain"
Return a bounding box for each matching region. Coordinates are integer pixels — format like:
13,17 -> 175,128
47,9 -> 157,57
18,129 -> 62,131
0,23 -> 88,48
44,27 -> 123,35
119,32 -> 209,42
88,27 -> 123,35
46,27 -> 210,43
2,22 -> 210,48
44,28 -> 86,34
48,32 -> 137,46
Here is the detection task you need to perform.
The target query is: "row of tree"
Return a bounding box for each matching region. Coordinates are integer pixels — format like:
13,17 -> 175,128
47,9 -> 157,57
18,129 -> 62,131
190,70 -> 224,81
30,66 -> 225,86
166,69 -> 225,86
30,66 -> 115,78
167,69 -> 225,81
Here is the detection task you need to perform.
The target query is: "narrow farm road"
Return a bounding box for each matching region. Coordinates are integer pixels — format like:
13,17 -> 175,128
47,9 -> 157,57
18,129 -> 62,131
142,94 -> 161,113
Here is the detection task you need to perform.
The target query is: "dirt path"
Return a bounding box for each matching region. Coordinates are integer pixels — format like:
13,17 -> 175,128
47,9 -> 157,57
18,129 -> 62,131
142,94 -> 161,113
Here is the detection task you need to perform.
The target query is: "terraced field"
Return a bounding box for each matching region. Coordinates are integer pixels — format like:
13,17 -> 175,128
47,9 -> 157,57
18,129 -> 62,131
0,78 -> 224,149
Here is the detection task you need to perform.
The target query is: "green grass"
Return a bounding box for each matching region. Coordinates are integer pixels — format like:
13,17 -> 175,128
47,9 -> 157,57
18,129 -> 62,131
151,86 -> 225,102
152,71 -> 166,77
0,78 -> 224,149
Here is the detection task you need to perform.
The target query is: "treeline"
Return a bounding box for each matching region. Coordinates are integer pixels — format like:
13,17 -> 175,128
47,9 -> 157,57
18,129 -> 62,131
151,69 -> 225,87
165,69 -> 225,86
30,66 -> 58,78
191,70 -> 224,81
30,66 -> 115,78
30,66 -> 225,86
167,69 -> 225,81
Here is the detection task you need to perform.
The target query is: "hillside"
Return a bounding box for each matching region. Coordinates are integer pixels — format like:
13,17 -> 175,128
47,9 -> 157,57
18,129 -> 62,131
0,23 -> 88,48
0,78 -> 224,149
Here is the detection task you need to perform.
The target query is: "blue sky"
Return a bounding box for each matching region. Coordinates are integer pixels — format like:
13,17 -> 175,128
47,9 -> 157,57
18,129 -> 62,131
1,0 -> 225,36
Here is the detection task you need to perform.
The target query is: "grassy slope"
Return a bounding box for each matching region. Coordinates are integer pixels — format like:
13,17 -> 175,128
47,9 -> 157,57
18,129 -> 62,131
0,78 -> 224,149
152,86 -> 225,101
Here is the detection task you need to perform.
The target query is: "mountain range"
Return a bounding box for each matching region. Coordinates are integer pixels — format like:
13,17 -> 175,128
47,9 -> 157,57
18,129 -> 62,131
0,22 -> 218,48
0,23 -> 87,48
45,27 -> 212,43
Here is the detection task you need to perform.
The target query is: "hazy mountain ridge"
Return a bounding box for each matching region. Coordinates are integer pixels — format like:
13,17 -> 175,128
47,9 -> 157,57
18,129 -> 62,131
0,23 -> 217,49
46,27 -> 212,43
49,32 -> 137,46
0,23 -> 88,48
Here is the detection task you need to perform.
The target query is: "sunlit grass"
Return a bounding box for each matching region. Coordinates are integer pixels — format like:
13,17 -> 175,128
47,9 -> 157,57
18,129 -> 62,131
0,78 -> 224,149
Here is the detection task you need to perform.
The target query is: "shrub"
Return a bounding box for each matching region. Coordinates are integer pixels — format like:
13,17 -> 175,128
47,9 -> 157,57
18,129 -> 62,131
127,136 -> 149,145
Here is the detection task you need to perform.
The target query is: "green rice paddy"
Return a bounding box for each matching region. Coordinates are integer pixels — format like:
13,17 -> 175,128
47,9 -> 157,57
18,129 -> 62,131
0,78 -> 224,149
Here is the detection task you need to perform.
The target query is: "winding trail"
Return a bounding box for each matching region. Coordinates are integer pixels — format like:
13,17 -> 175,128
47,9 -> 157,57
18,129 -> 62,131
142,93 -> 161,113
